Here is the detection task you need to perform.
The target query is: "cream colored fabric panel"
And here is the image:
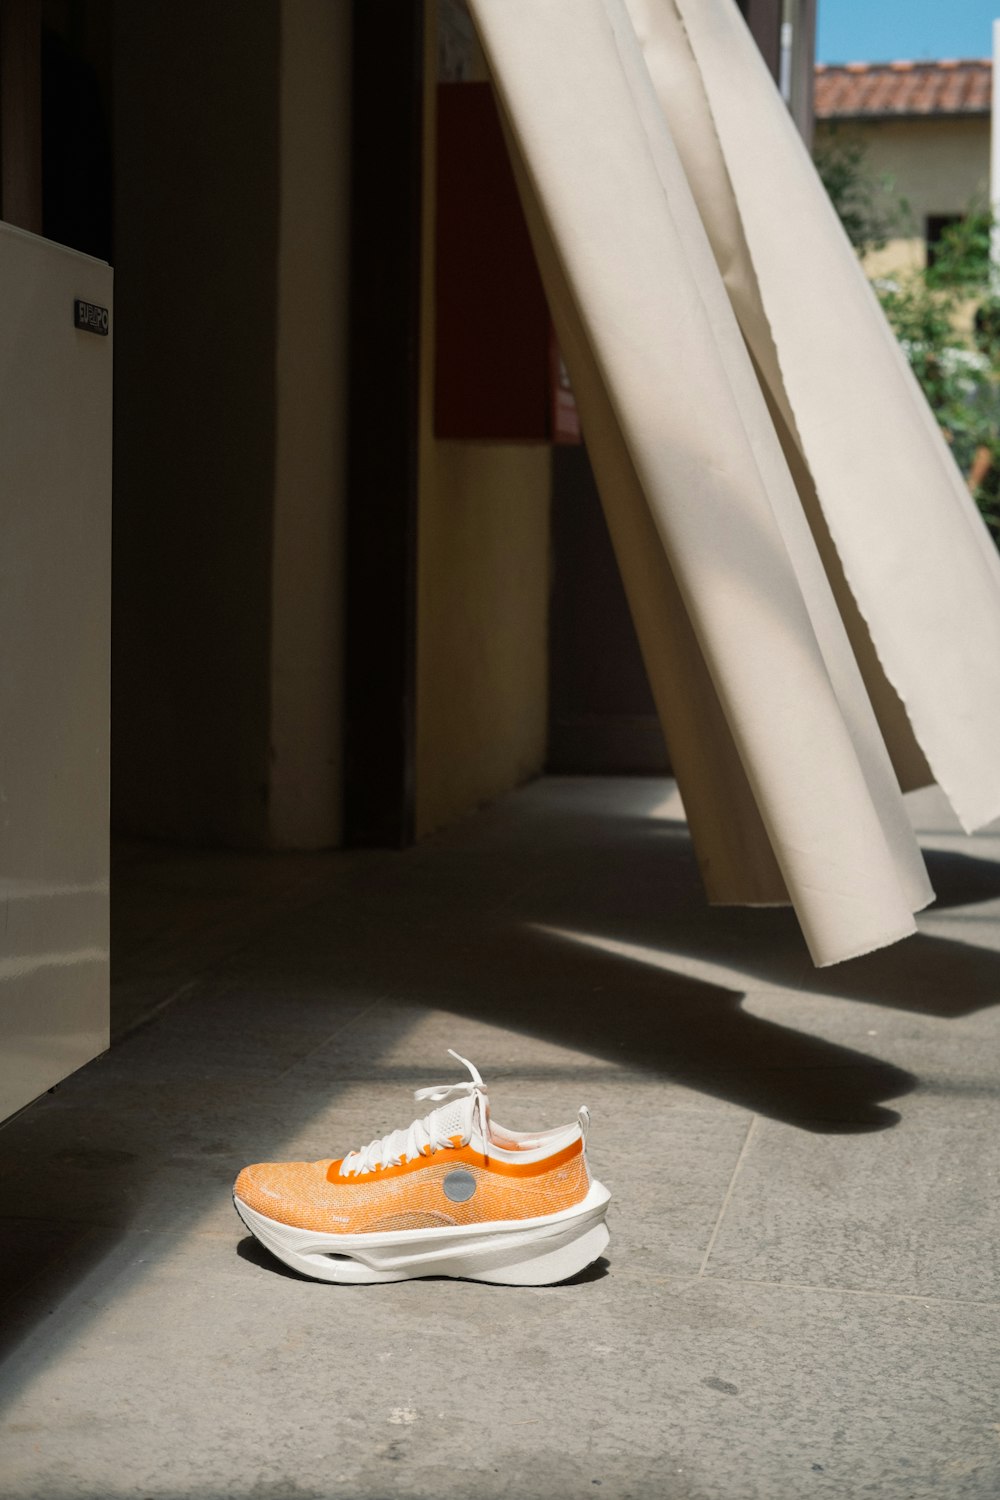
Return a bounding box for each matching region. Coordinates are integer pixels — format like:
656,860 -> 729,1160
469,0 -> 926,964
626,0 -> 934,799
504,24 -> 930,921
646,0 -> 1000,833
602,9 -> 932,921
758,365 -> 935,796
506,138 -> 791,907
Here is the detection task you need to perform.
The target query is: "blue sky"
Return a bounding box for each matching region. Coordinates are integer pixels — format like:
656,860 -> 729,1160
817,0 -> 1000,65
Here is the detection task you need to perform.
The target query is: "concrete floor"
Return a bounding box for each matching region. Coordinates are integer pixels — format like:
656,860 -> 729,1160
2,775 -> 1000,1499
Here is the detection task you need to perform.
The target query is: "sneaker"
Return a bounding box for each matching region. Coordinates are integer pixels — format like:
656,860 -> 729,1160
233,1050 -> 611,1285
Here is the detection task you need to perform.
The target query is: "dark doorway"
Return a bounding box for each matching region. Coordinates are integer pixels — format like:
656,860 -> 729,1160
547,445 -> 669,775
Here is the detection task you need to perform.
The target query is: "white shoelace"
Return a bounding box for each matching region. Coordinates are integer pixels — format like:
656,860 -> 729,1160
337,1050 -> 491,1178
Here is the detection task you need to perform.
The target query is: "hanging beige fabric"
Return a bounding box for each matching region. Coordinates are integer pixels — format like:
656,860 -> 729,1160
626,0 -> 1000,833
467,0 -> 940,967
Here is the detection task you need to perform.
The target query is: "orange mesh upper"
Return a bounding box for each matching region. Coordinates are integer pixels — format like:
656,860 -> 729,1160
235,1141 -> 590,1235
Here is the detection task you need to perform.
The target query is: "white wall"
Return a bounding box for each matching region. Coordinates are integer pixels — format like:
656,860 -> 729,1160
0,226 -> 112,1119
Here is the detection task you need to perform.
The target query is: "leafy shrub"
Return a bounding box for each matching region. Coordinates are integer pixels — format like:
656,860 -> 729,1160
813,126 -> 910,256
814,132 -> 1000,541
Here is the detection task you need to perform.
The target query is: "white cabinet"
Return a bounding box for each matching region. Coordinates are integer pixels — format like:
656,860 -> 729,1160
0,223 -> 112,1122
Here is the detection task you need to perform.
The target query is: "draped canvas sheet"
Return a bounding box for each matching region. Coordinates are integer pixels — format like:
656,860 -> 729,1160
627,0 -> 1000,832
467,0 -> 941,966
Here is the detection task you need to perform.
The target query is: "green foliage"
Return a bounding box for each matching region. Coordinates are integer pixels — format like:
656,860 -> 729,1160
875,271 -> 1000,538
924,209 -> 992,291
812,128 -> 909,256
813,131 -> 1000,541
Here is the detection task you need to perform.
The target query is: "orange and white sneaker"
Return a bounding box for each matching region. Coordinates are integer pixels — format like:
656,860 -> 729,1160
233,1051 -> 610,1285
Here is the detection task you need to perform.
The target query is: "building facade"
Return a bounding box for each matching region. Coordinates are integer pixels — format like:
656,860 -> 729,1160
814,58 -> 991,276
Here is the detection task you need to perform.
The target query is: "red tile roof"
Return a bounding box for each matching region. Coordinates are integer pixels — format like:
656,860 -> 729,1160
815,60 -> 992,119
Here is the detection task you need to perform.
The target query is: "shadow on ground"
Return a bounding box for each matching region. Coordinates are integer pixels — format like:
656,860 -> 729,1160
2,777 -> 997,1402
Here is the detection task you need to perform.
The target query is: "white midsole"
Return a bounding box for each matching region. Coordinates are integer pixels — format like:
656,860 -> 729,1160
234,1179 -> 611,1283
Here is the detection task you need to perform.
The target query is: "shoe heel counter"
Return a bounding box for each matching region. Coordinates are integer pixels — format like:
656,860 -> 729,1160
545,1138 -> 591,1211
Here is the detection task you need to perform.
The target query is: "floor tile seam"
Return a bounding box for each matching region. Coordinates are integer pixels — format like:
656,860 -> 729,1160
699,1271 -> 1000,1309
110,976 -> 203,1044
0,1215 -> 140,1239
919,913 -> 1000,925
697,1114 -> 758,1278
0,1215 -> 118,1326
117,881 -> 401,1048
273,997 -> 387,1081
113,849 -> 404,1038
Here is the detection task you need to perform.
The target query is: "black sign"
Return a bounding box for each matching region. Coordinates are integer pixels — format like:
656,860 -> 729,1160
74,299 -> 109,336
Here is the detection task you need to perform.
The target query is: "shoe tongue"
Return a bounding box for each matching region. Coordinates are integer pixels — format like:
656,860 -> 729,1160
427,1087 -> 487,1145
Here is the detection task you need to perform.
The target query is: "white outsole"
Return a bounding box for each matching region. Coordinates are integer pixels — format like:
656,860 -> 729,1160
233,1179 -> 611,1285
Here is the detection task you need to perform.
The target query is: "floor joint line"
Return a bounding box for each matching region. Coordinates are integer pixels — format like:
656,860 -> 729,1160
701,1272 -> 1000,1310
698,1113 -> 757,1278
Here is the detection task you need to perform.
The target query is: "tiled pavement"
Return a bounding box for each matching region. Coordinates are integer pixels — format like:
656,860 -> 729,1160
1,776 -> 998,1499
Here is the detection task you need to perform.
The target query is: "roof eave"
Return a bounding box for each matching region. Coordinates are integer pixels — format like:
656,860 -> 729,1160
816,109 -> 991,124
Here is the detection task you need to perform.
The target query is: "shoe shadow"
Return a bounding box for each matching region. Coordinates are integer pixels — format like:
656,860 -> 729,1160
236,1235 -> 611,1288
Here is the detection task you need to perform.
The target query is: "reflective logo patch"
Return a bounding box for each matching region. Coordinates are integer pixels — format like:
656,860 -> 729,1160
442,1169 -> 477,1203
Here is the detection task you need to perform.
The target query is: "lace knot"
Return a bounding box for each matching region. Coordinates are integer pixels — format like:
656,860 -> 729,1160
337,1050 -> 490,1177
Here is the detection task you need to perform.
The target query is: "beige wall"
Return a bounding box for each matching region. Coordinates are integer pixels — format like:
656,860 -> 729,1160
113,0 -> 352,849
816,114 -> 990,276
416,442 -> 552,835
415,5 -> 552,837
113,0 -> 547,848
